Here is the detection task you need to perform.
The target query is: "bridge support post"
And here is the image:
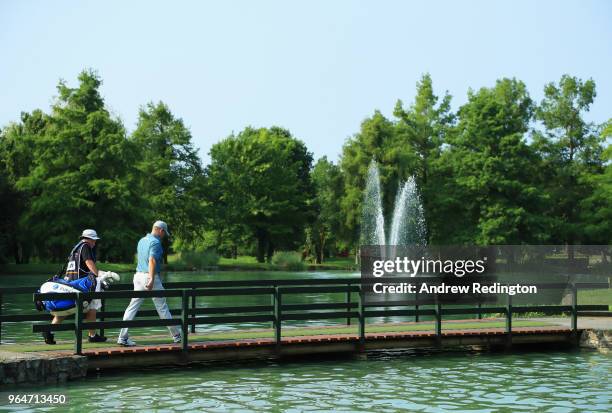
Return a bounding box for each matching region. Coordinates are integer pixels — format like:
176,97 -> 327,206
190,287 -> 196,334
346,284 -> 351,326
358,287 -> 365,349
274,287 -> 282,348
181,289 -> 189,353
505,292 -> 512,349
571,283 -> 579,345
0,292 -> 3,344
415,289 -> 419,323
270,285 -> 275,330
99,298 -> 105,338
75,293 -> 83,355
571,283 -> 578,332
435,294 -> 442,346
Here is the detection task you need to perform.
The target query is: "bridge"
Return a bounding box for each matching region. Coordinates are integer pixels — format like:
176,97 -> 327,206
0,278 -> 609,372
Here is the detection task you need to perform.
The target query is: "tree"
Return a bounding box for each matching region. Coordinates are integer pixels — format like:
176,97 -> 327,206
579,120 -> 611,245
308,157 -> 344,263
439,78 -> 546,244
393,74 -> 455,242
11,70 -> 144,261
0,110 -> 47,263
393,74 -> 454,185
534,75 -> 602,255
131,102 -> 206,258
206,127 -> 315,262
0,148 -> 14,263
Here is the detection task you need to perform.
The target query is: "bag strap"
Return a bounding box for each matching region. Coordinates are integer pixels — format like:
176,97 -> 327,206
55,262 -> 67,278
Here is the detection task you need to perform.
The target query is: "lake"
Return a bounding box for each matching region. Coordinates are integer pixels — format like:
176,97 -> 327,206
3,349 -> 610,412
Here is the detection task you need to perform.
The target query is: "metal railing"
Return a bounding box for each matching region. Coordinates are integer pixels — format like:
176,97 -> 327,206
0,278 -> 608,355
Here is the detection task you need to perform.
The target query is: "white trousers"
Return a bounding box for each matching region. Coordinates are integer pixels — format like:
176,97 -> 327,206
118,272 -> 180,339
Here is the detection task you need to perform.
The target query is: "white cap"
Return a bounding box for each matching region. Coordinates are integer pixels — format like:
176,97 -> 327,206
153,220 -> 171,236
81,229 -> 101,240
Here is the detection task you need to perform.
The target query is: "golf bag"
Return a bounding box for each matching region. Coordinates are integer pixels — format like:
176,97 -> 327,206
35,271 -> 120,316
35,275 -> 97,316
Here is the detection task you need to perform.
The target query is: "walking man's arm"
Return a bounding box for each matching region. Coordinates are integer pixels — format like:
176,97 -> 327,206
146,256 -> 156,290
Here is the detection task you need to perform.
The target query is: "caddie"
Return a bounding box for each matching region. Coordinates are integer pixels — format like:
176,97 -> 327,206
42,229 -> 110,344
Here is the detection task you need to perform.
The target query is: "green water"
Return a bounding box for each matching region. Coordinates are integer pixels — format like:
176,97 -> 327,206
3,350 -> 611,412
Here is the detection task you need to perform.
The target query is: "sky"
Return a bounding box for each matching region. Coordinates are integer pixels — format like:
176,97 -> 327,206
1,0 -> 610,165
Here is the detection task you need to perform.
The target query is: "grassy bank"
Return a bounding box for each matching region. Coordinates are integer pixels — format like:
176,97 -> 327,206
0,262 -> 134,276
217,256 -> 357,271
578,288 -> 612,310
0,254 -> 359,276
0,255 -> 357,275
0,261 -> 193,275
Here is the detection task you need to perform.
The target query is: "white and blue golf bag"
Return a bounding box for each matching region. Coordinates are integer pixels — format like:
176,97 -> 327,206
36,271 -> 120,316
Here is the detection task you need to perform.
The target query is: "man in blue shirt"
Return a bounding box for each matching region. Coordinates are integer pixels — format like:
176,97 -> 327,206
117,221 -> 181,346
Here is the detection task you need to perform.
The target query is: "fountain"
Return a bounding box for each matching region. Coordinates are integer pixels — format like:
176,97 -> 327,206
361,161 -> 387,246
361,160 -> 426,248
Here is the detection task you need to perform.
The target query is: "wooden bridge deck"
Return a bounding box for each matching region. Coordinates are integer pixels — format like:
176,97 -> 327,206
85,326 -> 572,355
73,325 -> 577,370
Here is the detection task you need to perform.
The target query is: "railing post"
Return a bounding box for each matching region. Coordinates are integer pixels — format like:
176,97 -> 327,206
99,298 -> 105,338
505,291 -> 512,348
415,288 -> 419,323
0,292 -> 3,344
274,287 -> 282,346
75,293 -> 83,355
477,301 -> 482,320
270,285 -> 275,330
435,293 -> 442,340
190,287 -> 196,334
346,284 -> 351,326
181,289 -> 189,352
571,283 -> 578,333
358,286 -> 365,345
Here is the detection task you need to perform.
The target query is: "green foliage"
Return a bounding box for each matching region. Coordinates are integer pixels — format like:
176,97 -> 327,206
178,250 -> 220,270
340,110 -> 413,246
307,157 -> 344,263
206,127 -> 315,263
438,78 -> 546,244
0,110 -> 49,263
131,102 -> 206,252
579,120 -> 612,244
0,168 -> 12,263
1,70 -> 610,266
534,75 -> 603,249
271,250 -> 305,271
393,74 -> 455,242
340,75 -> 455,248
536,75 -> 597,159
1,70 -> 144,261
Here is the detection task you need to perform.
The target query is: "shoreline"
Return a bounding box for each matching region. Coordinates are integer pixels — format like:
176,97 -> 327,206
0,261 -> 358,276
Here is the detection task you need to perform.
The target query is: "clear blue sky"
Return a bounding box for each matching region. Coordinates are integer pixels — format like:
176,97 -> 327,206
1,0 -> 610,164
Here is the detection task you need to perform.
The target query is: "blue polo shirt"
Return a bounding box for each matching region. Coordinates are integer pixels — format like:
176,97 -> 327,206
136,233 -> 163,274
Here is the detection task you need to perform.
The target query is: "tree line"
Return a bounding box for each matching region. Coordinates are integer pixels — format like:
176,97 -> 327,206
0,70 -> 609,264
